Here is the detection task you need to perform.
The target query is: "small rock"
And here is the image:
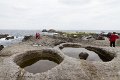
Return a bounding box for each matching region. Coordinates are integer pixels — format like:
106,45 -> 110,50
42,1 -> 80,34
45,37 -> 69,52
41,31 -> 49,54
79,52 -> 89,60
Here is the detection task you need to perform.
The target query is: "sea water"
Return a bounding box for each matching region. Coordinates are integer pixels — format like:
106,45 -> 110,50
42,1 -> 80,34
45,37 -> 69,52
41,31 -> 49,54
0,30 -> 120,46
0,30 -> 42,46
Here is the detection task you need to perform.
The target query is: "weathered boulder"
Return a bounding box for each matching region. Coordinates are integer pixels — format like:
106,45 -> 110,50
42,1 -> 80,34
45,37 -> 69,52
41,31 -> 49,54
5,36 -> 14,40
22,35 -> 32,42
79,52 -> 89,60
42,29 -> 48,32
48,29 -> 56,33
96,36 -> 105,40
0,34 -> 8,39
0,45 -> 4,51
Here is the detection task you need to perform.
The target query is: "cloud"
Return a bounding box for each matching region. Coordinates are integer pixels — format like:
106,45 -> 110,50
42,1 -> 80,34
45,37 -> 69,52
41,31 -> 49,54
59,0 -> 91,5
0,0 -> 120,30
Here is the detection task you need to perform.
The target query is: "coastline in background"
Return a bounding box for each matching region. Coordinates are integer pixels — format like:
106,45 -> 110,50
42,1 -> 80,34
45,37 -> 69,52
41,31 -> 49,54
0,29 -> 120,47
0,30 -> 120,37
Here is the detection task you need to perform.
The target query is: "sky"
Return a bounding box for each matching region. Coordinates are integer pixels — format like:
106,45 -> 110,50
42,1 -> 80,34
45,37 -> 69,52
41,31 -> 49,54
0,0 -> 120,30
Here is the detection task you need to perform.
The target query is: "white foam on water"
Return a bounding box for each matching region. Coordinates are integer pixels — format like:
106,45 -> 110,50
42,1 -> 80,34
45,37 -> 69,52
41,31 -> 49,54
0,36 -> 24,46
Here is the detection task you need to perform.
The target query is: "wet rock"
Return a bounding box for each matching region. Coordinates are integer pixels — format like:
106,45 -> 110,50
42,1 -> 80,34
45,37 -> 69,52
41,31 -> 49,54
0,34 -> 9,39
5,36 -> 14,40
0,45 -> 4,51
59,46 -> 64,49
22,35 -> 32,41
42,29 -> 48,32
48,29 -> 56,33
85,46 -> 115,62
79,52 -> 89,60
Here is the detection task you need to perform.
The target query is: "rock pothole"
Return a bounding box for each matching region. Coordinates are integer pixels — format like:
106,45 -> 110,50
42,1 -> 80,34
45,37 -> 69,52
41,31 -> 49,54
13,49 -> 64,74
58,43 -> 115,62
85,46 -> 115,62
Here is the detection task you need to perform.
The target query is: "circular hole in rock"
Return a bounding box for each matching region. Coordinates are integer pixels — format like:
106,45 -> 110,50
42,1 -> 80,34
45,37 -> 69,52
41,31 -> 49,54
60,43 -> 115,62
14,49 -> 63,74
61,47 -> 102,61
85,46 -> 115,62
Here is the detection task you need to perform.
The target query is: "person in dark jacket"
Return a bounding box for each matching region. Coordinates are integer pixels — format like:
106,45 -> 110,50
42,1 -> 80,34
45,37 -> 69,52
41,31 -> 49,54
109,32 -> 119,47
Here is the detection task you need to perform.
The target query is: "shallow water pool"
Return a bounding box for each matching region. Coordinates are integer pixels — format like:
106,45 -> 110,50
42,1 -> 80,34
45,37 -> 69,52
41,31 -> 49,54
62,47 -> 102,61
23,59 -> 58,74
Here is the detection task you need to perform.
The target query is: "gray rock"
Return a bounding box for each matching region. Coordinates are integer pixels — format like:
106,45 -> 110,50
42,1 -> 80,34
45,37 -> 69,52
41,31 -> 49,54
48,29 -> 56,33
42,29 -> 48,32
22,35 -> 32,42
1,39 -> 120,80
79,52 -> 89,60
5,36 -> 14,40
0,45 -> 4,51
0,34 -> 8,39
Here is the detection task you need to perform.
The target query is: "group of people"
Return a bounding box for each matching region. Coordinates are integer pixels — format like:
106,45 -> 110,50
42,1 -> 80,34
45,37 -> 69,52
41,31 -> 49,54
107,32 -> 119,47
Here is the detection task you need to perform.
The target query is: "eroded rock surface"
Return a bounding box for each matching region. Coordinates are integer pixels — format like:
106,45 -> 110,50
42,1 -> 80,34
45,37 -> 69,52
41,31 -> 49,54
0,36 -> 120,80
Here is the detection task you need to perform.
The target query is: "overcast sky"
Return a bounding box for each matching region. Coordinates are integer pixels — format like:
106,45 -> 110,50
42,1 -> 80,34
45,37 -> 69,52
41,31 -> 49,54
0,0 -> 120,30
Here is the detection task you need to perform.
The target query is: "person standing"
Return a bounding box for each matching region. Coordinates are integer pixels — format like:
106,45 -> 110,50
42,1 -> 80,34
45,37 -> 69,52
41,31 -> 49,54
36,33 -> 40,39
109,32 -> 119,47
35,32 -> 41,46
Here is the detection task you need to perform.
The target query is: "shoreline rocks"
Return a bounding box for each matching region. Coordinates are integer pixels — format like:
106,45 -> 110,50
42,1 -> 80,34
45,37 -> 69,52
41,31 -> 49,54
22,35 -> 33,42
5,36 -> 14,40
0,45 -> 4,51
0,43 -> 120,80
0,34 -> 9,39
0,34 -> 120,80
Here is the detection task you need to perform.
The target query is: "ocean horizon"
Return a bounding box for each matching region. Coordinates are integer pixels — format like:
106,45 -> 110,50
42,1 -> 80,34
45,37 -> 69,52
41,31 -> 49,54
0,29 -> 120,37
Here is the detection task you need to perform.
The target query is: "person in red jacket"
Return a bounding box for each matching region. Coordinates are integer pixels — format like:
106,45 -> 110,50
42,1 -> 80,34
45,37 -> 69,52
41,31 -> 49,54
109,32 -> 119,47
35,32 -> 42,46
36,33 -> 41,39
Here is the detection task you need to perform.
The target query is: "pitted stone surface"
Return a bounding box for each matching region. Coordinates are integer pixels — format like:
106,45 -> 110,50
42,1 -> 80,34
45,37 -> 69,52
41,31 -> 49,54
0,42 -> 120,80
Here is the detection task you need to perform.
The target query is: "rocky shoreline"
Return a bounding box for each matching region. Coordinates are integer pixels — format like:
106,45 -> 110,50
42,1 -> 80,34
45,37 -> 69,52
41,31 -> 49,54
0,34 -> 120,80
